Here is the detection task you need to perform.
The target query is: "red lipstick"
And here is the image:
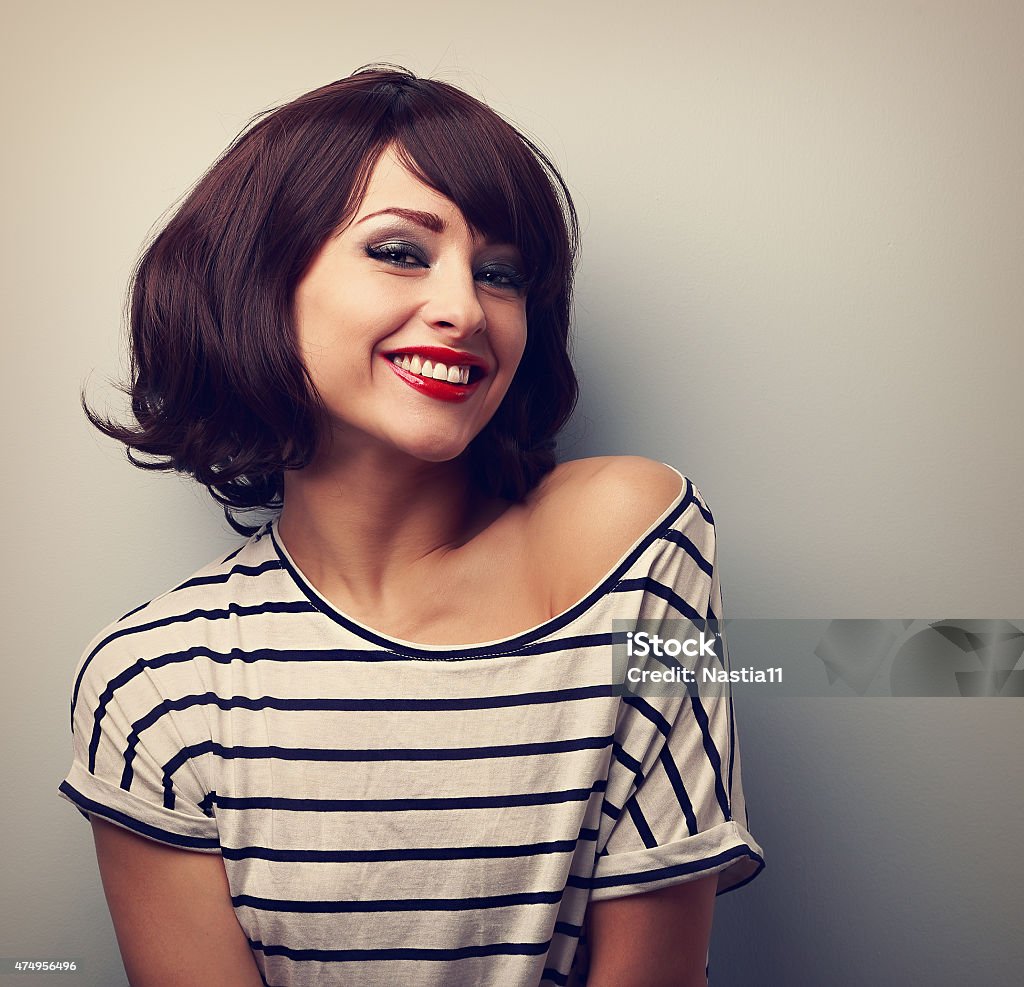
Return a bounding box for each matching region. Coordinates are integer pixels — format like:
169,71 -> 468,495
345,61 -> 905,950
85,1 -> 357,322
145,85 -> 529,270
382,352 -> 486,404
383,345 -> 489,372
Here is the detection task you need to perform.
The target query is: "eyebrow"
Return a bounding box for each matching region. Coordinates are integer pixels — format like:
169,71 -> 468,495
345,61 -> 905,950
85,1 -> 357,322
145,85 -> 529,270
354,207 -> 447,234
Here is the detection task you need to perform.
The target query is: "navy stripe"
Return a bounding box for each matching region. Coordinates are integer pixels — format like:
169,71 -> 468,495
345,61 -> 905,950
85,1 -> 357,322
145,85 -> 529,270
589,844 -> 764,891
269,479 -> 694,659
692,493 -> 714,525
232,888 -> 566,913
162,736 -> 613,809
117,599 -> 152,623
57,781 -> 219,850
172,560 -> 285,592
542,967 -> 570,985
222,832 -> 597,863
686,695 -> 732,821
721,856 -> 767,894
90,642 -> 617,768
621,694 -> 672,737
660,529 -> 714,577
249,937 -> 552,962
170,734 -> 612,768
553,921 -> 582,938
118,687 -> 613,786
611,576 -> 704,622
117,560 -> 282,625
625,797 -> 658,849
611,742 -> 645,780
81,626 -> 614,745
211,781 -> 606,814
658,745 -> 698,836
72,601 -> 319,726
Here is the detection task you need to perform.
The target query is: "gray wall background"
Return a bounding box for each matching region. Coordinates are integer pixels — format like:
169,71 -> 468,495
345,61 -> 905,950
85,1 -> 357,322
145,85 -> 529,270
2,1 -> 1021,984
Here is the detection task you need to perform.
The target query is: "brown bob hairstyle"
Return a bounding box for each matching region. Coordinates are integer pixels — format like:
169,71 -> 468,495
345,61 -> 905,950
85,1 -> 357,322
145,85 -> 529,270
84,64 -> 579,536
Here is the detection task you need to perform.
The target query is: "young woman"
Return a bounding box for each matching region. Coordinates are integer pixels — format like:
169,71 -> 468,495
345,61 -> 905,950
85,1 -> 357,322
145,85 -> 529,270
59,65 -> 764,987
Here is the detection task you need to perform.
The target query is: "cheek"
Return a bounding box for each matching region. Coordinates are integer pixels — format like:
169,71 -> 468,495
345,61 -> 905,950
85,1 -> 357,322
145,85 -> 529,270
294,320 -> 340,393
294,288 -> 374,376
490,321 -> 528,408
494,308 -> 528,368
293,285 -> 335,370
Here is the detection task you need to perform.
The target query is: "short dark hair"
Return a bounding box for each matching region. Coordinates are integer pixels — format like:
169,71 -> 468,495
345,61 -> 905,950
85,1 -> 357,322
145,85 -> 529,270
84,64 -> 579,536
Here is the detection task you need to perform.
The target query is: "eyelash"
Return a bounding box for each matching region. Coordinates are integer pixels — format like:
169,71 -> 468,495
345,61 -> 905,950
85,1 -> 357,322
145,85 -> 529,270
365,242 -> 530,294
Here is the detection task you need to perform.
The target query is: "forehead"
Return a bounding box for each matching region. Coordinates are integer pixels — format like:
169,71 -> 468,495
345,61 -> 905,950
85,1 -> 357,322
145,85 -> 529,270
351,146 -> 468,226
343,144 -> 525,255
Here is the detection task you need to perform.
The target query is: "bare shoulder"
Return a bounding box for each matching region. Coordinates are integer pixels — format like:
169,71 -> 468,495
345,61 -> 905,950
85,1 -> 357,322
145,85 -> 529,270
527,455 -> 685,527
524,456 -> 686,612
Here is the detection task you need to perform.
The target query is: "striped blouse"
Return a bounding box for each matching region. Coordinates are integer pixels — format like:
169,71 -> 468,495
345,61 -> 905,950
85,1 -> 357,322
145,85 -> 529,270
58,466 -> 764,986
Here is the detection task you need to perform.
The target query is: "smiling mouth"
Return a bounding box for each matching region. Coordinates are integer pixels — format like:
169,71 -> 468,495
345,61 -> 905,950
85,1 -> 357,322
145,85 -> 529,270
387,352 -> 485,386
382,352 -> 487,404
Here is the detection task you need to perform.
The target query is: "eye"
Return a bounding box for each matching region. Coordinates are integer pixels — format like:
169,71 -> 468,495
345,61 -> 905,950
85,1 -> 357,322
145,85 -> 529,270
365,242 -> 426,268
476,264 -> 530,294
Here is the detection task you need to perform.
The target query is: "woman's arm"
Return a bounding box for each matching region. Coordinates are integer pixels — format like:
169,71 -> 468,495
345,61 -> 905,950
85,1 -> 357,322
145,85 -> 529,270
584,873 -> 719,987
90,817 -> 265,987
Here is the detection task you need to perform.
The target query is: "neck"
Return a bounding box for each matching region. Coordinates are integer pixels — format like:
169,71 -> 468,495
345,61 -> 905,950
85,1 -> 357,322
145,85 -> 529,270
276,440 -> 482,606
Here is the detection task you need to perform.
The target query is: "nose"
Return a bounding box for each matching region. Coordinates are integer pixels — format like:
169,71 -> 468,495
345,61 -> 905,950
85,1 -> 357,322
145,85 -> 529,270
421,263 -> 487,339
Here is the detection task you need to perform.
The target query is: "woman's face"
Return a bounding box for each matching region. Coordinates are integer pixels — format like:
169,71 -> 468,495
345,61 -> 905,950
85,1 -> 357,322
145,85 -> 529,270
293,145 -> 529,467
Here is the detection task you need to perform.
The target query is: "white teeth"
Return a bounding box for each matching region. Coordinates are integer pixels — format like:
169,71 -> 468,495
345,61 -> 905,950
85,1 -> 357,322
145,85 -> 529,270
390,354 -> 475,386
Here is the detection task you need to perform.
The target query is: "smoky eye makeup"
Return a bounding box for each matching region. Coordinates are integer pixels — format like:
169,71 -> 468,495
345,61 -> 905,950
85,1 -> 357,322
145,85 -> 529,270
364,239 -> 427,268
476,262 -> 531,294
359,218 -> 430,262
359,223 -> 531,294
365,246 -> 529,293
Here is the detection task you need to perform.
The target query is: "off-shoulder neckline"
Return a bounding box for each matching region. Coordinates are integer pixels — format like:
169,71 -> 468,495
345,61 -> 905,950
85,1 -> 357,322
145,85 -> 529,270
268,463 -> 693,659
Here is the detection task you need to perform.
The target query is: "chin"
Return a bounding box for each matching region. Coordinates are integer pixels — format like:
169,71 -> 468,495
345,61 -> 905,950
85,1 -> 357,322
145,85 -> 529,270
400,438 -> 474,464
375,422 -> 473,464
